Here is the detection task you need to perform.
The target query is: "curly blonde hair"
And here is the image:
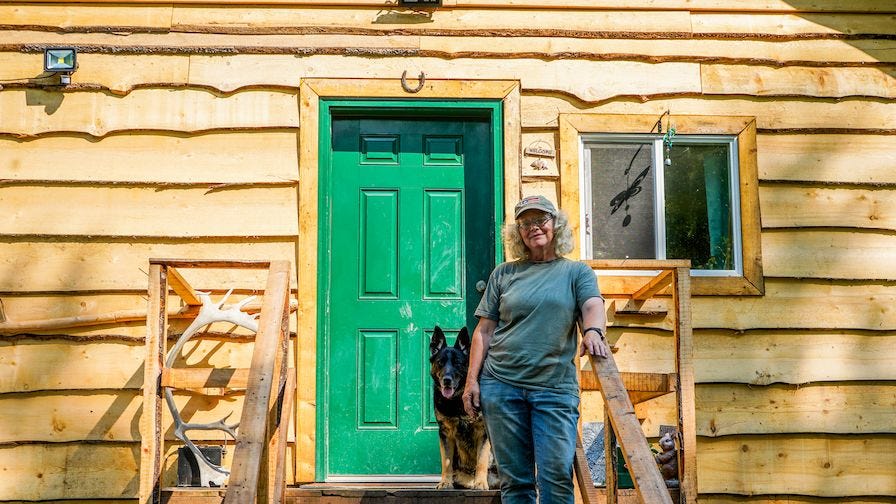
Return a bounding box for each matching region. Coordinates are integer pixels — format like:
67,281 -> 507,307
502,210 -> 575,260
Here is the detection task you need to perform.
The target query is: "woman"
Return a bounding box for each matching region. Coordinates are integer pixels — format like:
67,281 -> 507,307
462,195 -> 608,504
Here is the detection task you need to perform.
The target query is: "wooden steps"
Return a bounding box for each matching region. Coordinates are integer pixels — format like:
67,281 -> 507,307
161,485 -> 652,504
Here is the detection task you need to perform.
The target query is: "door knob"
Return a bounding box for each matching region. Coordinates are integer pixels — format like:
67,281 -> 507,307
476,280 -> 487,293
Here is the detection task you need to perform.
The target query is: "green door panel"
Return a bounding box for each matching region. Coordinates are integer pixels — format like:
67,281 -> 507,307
320,111 -> 497,478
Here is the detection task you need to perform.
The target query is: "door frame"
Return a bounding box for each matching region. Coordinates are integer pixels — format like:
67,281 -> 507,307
297,79 -> 521,483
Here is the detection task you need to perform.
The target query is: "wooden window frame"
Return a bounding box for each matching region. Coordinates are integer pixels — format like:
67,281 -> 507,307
559,114 -> 763,296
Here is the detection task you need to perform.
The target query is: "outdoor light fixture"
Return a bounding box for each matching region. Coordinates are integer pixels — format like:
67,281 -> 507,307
44,47 -> 77,85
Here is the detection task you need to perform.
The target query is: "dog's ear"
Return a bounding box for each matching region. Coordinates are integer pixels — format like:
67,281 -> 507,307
430,326 -> 446,358
454,327 -> 471,354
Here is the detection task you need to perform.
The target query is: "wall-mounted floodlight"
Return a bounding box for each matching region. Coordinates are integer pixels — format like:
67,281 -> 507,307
44,47 -> 77,85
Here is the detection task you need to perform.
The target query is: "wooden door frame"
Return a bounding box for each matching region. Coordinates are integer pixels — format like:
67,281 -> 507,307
297,78 -> 521,483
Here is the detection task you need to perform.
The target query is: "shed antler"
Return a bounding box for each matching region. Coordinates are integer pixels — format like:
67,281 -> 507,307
164,290 -> 259,486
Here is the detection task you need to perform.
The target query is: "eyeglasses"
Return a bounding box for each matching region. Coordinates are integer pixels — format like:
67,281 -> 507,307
516,214 -> 554,231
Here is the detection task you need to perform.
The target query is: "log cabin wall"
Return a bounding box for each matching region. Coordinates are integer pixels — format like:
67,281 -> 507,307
0,1 -> 894,502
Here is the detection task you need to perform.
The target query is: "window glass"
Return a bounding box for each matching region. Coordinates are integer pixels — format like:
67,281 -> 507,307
588,142 -> 656,260
584,135 -> 740,275
665,142 -> 733,270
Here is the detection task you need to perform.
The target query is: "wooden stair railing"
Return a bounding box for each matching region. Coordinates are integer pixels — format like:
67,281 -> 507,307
574,260 -> 697,504
139,259 -> 294,504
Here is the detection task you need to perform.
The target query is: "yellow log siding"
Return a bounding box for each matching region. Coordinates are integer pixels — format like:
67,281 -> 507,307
1,3 -> 894,503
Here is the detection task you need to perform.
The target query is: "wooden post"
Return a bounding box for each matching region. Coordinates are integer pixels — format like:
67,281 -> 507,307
224,260 -> 291,504
674,267 -> 697,504
604,408 -> 618,504
591,352 -> 673,504
139,264 -> 168,504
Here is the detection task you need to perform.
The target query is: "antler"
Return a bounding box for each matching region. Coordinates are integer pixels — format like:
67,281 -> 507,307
164,290 -> 260,486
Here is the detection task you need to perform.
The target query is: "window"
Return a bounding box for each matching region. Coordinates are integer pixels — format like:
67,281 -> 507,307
582,134 -> 741,276
558,114 -> 763,295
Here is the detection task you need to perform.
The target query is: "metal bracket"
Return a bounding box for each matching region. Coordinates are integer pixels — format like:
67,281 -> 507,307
401,70 -> 425,93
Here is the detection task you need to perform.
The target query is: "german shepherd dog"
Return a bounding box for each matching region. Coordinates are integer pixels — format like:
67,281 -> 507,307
429,326 -> 497,490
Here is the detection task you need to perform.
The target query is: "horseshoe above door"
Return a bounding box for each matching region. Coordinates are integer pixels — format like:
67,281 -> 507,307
401,70 -> 426,93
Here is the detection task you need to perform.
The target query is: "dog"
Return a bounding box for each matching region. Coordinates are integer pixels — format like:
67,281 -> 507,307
429,325 -> 498,490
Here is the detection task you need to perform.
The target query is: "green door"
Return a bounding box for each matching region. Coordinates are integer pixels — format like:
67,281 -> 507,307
319,106 -> 498,479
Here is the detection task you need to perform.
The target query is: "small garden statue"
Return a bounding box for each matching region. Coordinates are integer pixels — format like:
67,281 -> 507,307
655,431 -> 680,488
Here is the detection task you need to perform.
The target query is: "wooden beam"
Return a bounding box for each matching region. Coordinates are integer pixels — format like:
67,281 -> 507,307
166,267 -> 201,306
574,434 -> 600,504
632,269 -> 674,301
590,353 -> 673,504
585,259 -> 691,271
581,370 -> 673,393
0,298 -> 297,335
139,264 -> 168,504
149,258 -> 273,269
673,267 -> 697,504
224,260 -> 291,504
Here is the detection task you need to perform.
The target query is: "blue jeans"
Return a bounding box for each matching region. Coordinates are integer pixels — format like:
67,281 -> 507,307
479,375 -> 580,504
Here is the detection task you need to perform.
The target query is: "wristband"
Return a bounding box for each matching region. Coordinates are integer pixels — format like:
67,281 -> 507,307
583,327 -> 605,339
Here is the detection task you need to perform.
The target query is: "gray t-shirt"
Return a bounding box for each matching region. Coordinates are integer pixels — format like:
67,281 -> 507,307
474,257 -> 601,394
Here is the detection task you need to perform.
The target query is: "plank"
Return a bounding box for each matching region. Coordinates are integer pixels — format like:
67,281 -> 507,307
0,185 -> 297,237
0,89 -> 299,136
589,354 -> 672,504
702,65 -> 896,99
5,0 -> 894,12
699,496 -> 896,504
166,267 -> 202,306
0,294 -> 289,338
694,280 -> 896,331
522,95 -> 896,129
580,370 -> 673,395
186,54 -> 701,101
0,131 -> 300,184
694,329 -> 896,384
0,338 -> 259,393
224,261 -> 291,504
5,34 -> 895,64
763,229 -> 896,280
691,12 -> 896,36
170,6 -> 692,33
161,367 -> 250,389
760,185 -> 896,230
0,240 -> 297,292
0,443 -> 140,501
0,390 -> 250,443
631,269 -> 674,301
602,281 -> 896,332
695,383 -> 896,436
0,442 -> 295,500
757,134 -> 896,185
672,267 -> 697,504
0,4 -> 173,29
697,435 -> 896,496
139,264 -> 166,504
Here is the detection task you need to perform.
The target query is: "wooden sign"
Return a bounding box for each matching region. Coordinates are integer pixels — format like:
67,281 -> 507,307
524,141 -> 556,158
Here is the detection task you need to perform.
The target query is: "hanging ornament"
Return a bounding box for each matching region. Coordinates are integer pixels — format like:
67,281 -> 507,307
662,112 -> 676,167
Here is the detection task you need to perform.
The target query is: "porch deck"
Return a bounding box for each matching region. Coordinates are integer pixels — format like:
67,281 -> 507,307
162,484 -> 648,504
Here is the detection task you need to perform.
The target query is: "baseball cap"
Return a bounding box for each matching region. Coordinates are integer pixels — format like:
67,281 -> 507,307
514,195 -> 557,219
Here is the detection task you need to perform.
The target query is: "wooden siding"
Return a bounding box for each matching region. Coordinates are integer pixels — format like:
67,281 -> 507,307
0,2 -> 894,502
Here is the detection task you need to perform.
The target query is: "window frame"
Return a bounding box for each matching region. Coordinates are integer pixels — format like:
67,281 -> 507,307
559,113 -> 764,296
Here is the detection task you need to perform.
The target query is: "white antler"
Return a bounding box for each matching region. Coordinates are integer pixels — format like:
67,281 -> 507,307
163,290 -> 260,486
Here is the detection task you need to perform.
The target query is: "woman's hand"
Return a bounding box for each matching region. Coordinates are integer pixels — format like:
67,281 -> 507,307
462,380 -> 481,417
579,332 -> 609,358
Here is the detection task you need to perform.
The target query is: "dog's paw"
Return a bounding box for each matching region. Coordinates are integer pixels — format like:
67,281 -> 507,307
435,479 -> 453,490
470,479 -> 489,490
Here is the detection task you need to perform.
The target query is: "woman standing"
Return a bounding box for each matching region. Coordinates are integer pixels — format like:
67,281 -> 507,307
462,195 -> 608,504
